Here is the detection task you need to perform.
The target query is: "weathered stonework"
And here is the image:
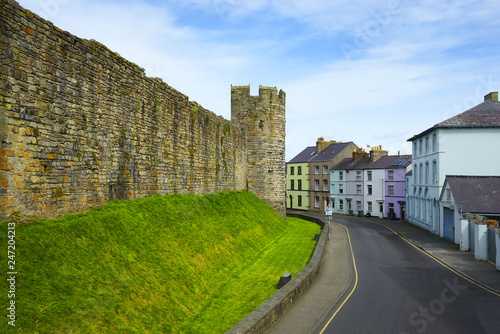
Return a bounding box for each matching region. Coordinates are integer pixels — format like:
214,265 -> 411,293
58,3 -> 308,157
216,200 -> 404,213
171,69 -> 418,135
231,85 -> 286,218
0,0 -> 286,220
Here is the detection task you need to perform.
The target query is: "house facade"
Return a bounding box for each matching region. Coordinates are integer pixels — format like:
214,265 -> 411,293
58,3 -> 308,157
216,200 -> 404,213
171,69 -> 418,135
286,147 -> 315,211
307,139 -> 358,212
406,92 -> 500,235
330,169 -> 347,214
331,147 -> 411,219
286,139 -> 357,211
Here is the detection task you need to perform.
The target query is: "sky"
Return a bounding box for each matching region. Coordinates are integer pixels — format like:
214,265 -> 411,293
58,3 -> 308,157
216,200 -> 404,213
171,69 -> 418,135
16,0 -> 500,161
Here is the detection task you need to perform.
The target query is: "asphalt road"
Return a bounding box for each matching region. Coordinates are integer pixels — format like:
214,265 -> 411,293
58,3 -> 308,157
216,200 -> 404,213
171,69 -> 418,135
315,217 -> 500,334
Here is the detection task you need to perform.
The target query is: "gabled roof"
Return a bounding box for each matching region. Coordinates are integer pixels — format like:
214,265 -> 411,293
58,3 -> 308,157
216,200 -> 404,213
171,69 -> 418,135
288,146 -> 317,164
408,99 -> 500,141
309,142 -> 353,162
287,142 -> 354,164
332,155 -> 412,171
445,175 -> 500,214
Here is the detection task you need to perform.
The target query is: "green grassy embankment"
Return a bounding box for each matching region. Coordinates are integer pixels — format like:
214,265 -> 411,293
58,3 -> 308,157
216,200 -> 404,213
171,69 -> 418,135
0,191 -> 321,333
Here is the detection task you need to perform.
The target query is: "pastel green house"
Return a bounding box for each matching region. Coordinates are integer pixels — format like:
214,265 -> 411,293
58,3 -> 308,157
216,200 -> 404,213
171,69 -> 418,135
286,147 -> 315,211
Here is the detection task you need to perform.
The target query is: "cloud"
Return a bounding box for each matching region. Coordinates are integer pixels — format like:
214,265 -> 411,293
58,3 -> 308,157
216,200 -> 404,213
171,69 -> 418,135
16,0 -> 500,161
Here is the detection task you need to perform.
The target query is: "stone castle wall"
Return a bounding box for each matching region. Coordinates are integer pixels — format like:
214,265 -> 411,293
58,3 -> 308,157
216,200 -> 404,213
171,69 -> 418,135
0,0 -> 285,220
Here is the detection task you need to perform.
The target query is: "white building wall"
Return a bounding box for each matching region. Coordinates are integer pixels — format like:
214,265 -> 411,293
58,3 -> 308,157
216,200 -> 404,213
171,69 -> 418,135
439,128 -> 500,179
408,127 -> 500,234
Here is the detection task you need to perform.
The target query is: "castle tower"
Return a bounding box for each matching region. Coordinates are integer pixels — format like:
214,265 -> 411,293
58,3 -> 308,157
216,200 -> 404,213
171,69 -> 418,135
231,85 -> 286,218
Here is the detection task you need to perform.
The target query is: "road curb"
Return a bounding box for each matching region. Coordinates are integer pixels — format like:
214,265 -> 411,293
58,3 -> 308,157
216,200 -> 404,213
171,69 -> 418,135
308,221 -> 355,334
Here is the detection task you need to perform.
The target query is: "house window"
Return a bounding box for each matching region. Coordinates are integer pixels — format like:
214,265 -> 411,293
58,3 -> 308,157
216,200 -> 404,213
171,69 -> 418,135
425,162 -> 429,184
357,201 -> 362,210
339,199 -> 344,210
432,134 -> 437,152
367,185 -> 372,195
356,171 -> 362,181
446,189 -> 451,201
331,184 -> 335,193
315,180 -> 320,191
367,171 -> 372,181
323,165 -> 328,174
297,166 -> 302,175
413,142 -> 418,157
432,161 -> 437,184
419,164 -> 423,184
368,201 -> 373,212
290,166 -> 294,175
315,166 -> 320,175
290,180 -> 295,190
388,170 -> 394,181
425,137 -> 429,154
414,164 -> 417,183
389,203 -> 395,213
339,184 -> 344,194
388,185 -> 394,196
356,184 -> 362,195
315,196 -> 320,208
298,179 -> 302,191
298,195 -> 302,207
339,171 -> 344,181
419,139 -> 423,156
323,180 -> 328,191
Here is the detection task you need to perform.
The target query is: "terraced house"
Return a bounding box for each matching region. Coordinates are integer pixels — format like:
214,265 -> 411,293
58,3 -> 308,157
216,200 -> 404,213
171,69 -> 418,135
331,147 -> 411,219
286,138 -> 357,212
406,92 -> 500,236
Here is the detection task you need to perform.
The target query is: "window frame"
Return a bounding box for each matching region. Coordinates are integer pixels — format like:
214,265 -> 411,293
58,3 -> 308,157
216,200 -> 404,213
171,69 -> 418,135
388,185 -> 394,196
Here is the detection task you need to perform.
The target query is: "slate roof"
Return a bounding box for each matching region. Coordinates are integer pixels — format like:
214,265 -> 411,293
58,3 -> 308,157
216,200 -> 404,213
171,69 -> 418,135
409,99 -> 500,141
446,176 -> 500,214
332,155 -> 412,171
309,142 -> 353,162
287,142 -> 355,164
288,146 -> 317,164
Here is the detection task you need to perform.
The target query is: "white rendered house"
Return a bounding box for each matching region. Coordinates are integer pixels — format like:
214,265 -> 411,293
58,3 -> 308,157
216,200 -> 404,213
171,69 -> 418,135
406,92 -> 500,234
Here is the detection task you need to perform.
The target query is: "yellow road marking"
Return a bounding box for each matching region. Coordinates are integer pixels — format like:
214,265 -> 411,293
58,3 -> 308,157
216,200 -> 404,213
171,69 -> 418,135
365,219 -> 500,297
318,224 -> 358,334
318,218 -> 500,333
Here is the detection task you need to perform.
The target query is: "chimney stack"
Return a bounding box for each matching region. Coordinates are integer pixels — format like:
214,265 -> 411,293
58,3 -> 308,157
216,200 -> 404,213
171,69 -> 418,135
316,137 -> 340,153
369,145 -> 388,162
484,92 -> 498,101
352,148 -> 369,162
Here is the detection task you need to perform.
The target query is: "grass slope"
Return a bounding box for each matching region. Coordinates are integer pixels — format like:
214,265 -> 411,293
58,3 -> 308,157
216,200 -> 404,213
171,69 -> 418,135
0,191 -> 320,333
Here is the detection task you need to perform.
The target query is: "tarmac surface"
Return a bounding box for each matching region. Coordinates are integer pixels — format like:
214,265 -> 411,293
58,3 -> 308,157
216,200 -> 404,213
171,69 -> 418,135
265,212 -> 500,334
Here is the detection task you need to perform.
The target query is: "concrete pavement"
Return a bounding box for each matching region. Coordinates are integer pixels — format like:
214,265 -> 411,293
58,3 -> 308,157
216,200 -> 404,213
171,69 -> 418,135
264,212 -> 500,334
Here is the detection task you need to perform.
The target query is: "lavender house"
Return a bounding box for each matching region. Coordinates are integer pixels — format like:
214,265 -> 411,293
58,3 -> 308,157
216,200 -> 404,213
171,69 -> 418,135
385,157 -> 412,220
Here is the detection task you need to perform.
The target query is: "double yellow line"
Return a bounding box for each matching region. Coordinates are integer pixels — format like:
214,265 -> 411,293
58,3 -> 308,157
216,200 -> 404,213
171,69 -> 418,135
318,219 -> 500,334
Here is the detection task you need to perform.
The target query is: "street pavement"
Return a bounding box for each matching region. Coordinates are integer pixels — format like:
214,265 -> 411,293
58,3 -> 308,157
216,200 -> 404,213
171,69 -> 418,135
264,212 -> 500,334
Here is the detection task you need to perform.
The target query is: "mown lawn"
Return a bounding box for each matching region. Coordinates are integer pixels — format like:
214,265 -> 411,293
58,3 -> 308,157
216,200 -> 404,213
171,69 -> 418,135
0,191 -> 320,333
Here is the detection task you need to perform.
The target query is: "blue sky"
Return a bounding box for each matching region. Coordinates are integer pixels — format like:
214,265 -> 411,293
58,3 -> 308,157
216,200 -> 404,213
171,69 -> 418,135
17,0 -> 500,160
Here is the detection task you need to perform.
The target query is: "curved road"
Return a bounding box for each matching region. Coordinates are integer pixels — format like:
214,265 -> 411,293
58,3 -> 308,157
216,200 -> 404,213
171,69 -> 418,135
315,217 -> 500,334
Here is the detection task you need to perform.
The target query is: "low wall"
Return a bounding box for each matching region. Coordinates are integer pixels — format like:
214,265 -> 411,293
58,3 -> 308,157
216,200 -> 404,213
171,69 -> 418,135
226,213 -> 326,334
